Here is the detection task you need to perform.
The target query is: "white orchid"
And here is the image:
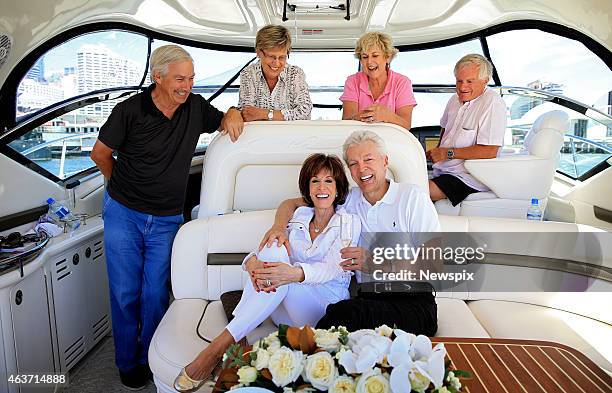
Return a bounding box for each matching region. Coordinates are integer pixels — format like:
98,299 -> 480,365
339,332 -> 392,374
388,334 -> 446,393
375,325 -> 393,337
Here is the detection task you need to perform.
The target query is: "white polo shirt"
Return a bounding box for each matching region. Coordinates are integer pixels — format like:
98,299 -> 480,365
342,180 -> 441,239
433,88 -> 507,191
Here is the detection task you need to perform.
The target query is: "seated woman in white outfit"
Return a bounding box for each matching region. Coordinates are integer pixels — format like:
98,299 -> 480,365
174,153 -> 361,392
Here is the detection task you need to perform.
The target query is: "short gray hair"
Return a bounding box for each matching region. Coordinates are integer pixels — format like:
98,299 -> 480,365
454,54 -> 492,81
342,130 -> 388,163
150,45 -> 193,79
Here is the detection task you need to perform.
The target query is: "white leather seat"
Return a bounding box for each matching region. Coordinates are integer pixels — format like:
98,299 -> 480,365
435,110 -> 570,219
150,210 -> 612,390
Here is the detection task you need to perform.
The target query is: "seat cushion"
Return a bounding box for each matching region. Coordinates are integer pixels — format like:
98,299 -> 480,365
468,300 -> 612,373
220,290 -> 243,322
435,297 -> 490,338
149,299 -> 219,392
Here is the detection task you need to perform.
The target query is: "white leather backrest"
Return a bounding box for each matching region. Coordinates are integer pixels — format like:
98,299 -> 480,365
464,111 -> 569,200
198,120 -> 427,218
523,110 -> 569,157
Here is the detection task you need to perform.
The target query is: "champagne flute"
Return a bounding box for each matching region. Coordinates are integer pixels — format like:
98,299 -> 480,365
340,214 -> 352,248
340,214 -> 354,272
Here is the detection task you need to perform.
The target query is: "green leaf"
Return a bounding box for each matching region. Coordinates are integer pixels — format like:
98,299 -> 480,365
453,369 -> 472,378
278,324 -> 290,347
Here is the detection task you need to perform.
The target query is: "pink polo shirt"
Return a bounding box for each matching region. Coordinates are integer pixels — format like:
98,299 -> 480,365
340,70 -> 417,112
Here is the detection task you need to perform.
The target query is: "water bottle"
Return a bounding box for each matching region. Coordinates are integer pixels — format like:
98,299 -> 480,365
526,198 -> 543,221
47,198 -> 80,231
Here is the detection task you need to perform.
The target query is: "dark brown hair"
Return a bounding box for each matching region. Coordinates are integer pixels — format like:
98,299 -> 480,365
298,154 -> 349,208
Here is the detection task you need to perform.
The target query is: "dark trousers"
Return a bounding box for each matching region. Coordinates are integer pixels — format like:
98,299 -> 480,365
316,293 -> 438,336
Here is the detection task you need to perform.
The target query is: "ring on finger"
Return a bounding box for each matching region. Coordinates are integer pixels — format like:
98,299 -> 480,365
265,279 -> 272,287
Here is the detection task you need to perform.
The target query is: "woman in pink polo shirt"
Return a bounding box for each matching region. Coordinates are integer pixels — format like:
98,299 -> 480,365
341,32 -> 416,130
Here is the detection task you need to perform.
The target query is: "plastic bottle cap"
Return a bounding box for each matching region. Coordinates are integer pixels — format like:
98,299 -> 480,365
47,197 -> 55,204
531,198 -> 538,205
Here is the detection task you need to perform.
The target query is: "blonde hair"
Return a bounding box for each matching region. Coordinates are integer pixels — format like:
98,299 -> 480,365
354,32 -> 398,61
149,45 -> 193,79
255,25 -> 292,53
454,54 -> 493,81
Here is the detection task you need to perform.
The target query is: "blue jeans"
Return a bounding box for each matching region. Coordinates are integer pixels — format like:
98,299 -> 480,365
102,192 -> 183,372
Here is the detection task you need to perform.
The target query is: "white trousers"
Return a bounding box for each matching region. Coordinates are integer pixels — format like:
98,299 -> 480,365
226,244 -> 329,341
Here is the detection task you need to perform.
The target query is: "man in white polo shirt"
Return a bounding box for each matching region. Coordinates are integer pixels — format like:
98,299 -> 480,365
427,53 -> 507,206
258,130 -> 441,335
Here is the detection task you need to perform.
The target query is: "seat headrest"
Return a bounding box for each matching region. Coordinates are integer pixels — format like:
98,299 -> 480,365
198,121 -> 428,218
524,110 -> 569,152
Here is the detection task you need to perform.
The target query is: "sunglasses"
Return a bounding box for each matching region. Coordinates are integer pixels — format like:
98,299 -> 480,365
0,232 -> 41,249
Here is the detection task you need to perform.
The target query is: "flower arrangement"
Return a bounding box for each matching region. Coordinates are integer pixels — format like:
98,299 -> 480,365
217,324 -> 471,393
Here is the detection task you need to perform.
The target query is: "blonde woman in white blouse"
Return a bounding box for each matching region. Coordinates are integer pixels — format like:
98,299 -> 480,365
238,25 -> 313,121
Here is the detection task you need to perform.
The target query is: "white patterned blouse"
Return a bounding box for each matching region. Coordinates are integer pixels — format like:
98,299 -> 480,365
238,61 -> 313,121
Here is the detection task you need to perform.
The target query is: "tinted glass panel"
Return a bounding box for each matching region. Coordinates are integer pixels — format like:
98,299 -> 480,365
393,39 -> 484,85
488,30 -> 612,112
17,31 -> 147,118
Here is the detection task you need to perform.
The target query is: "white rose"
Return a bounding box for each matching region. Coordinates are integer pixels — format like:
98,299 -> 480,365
266,335 -> 282,353
237,366 -> 258,384
356,369 -> 390,393
252,339 -> 261,351
254,348 -> 270,370
315,329 -> 342,352
303,352 -> 337,390
449,375 -> 461,390
268,347 -> 305,387
375,325 -> 393,338
329,375 -> 356,393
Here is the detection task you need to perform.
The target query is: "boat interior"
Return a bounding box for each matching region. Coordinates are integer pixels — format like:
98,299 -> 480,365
0,1 -> 610,392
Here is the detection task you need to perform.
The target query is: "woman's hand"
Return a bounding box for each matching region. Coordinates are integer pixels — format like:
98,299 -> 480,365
359,104 -> 392,123
241,106 -> 267,121
259,225 -> 291,254
245,256 -> 267,291
339,246 -> 372,273
253,262 -> 304,292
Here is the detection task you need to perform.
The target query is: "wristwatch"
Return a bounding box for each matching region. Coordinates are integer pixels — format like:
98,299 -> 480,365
267,109 -> 274,121
447,148 -> 455,159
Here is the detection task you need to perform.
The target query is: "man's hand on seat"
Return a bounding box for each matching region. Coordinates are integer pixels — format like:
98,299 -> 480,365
220,107 -> 244,142
259,224 -> 291,255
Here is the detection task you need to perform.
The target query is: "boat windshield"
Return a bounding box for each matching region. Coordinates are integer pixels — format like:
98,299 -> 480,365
4,27 -> 611,182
